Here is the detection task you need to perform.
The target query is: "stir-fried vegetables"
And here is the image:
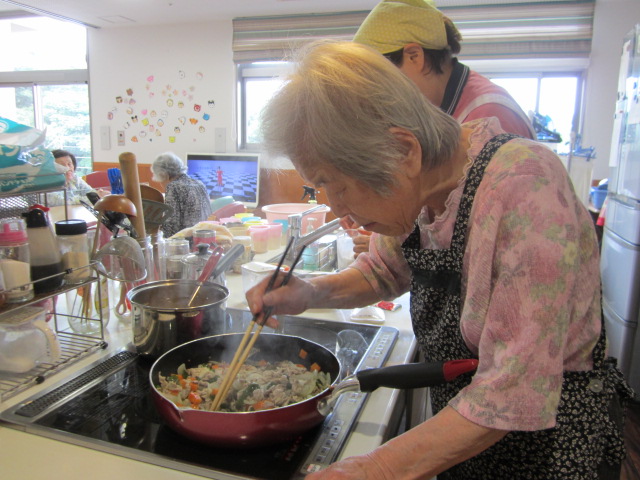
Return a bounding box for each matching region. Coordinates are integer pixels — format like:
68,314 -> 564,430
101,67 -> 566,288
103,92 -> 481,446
157,359 -> 331,412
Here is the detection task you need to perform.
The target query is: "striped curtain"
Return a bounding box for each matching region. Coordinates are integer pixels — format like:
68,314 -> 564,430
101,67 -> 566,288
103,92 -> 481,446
232,0 -> 595,63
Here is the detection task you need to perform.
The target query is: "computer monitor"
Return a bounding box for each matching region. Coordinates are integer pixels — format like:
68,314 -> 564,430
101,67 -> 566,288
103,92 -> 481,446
186,152 -> 261,208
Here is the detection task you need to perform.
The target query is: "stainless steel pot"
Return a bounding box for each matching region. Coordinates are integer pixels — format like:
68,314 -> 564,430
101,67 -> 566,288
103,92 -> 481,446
128,279 -> 229,357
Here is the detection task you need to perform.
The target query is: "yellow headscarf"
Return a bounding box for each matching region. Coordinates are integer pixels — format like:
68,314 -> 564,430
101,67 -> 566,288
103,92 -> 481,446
354,0 -> 456,54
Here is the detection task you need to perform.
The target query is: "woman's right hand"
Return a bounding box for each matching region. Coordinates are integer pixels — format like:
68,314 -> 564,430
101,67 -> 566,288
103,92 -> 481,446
245,271 -> 316,327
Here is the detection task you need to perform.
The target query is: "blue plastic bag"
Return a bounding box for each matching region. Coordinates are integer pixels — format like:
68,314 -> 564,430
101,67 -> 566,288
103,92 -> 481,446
0,117 -> 65,194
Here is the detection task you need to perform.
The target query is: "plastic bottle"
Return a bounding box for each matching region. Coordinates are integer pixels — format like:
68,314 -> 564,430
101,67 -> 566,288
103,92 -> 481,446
55,219 -> 91,285
0,218 -> 34,303
302,218 -> 319,270
22,208 -> 63,294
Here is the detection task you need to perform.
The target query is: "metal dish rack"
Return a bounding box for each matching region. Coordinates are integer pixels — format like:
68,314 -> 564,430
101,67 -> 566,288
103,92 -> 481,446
0,187 -> 107,403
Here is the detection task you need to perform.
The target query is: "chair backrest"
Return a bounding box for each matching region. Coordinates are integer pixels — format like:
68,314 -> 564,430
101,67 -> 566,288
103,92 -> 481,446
84,171 -> 110,189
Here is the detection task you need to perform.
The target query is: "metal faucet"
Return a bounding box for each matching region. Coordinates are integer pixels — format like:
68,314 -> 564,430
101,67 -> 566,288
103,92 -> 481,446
285,204 -> 341,266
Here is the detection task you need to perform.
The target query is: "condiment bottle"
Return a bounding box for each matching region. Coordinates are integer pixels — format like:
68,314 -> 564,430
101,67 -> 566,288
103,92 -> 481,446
55,219 -> 90,285
0,218 -> 34,303
23,208 -> 64,294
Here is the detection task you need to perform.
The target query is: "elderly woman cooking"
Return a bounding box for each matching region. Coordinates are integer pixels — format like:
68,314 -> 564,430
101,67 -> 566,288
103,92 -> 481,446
151,152 -> 212,238
247,41 -> 632,479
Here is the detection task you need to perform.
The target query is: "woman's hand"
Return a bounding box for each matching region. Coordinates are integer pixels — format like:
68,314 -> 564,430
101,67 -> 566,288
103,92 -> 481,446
306,453 -> 392,480
339,216 -> 373,257
245,271 -> 316,327
352,229 -> 373,256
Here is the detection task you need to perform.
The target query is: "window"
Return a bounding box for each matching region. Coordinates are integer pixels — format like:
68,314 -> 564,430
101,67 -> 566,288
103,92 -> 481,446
238,63 -> 288,151
490,74 -> 583,154
0,14 -> 91,174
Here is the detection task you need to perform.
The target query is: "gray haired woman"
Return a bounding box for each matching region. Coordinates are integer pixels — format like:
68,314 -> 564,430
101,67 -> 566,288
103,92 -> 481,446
247,41 -> 632,479
151,152 -> 212,237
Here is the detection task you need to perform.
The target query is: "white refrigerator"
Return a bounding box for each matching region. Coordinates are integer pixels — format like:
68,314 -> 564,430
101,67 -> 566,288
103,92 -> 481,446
601,24 -> 640,395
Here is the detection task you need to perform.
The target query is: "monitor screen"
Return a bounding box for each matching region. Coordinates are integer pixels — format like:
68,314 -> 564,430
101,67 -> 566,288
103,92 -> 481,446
186,153 -> 261,208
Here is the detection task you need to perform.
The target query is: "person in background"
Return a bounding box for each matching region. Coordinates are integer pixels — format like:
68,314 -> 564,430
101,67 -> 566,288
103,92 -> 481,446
151,152 -> 212,238
249,40 -> 632,479
46,149 -> 97,206
343,0 -> 537,251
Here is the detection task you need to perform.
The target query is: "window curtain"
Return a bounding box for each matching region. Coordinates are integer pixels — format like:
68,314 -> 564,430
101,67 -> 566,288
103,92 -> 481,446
232,0 -> 595,63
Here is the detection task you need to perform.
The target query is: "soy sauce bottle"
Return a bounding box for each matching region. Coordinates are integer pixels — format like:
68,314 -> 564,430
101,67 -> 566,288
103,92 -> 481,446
23,208 -> 64,294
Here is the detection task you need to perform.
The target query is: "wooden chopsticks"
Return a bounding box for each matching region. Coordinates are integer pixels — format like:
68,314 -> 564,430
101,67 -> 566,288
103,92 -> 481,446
210,238 -> 306,411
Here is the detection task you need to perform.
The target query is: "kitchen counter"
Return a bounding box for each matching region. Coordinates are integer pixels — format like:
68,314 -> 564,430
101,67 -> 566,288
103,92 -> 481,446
0,257 -> 417,479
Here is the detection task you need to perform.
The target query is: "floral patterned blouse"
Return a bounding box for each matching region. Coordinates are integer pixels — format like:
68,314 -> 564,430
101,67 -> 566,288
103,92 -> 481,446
351,117 -> 602,431
162,174 -> 212,238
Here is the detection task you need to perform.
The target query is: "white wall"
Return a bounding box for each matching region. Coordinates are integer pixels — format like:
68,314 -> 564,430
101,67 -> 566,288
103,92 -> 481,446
583,0 -> 640,180
88,20 -> 235,166
85,1 -> 640,179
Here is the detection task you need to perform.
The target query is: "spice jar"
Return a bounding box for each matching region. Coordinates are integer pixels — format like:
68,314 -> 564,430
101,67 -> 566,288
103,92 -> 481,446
0,218 -> 33,303
55,219 -> 91,285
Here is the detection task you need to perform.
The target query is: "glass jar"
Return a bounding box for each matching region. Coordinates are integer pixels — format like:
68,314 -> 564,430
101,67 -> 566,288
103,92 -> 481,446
181,243 -> 211,281
65,281 -> 105,335
55,219 -> 91,285
0,218 -> 34,303
163,238 -> 190,280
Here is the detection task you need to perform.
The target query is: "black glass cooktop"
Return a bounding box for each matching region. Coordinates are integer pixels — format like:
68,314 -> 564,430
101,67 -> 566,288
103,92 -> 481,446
1,314 -> 399,480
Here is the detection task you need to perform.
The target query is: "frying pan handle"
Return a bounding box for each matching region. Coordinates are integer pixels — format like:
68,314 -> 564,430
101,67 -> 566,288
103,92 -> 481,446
356,359 -> 478,393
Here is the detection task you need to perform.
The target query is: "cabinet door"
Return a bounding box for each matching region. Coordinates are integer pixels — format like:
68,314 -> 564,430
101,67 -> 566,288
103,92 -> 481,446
601,228 -> 640,322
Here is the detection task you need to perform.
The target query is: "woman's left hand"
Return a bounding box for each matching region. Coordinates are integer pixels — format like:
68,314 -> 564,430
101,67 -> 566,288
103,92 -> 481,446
306,453 -> 391,480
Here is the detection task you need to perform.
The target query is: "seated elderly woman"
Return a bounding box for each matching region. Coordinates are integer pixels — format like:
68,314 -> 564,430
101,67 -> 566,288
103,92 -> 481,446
247,41 -> 633,479
151,152 -> 212,238
46,149 -> 95,206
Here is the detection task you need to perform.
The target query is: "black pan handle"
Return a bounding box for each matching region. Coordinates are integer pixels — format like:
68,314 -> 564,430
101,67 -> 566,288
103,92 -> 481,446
356,359 -> 478,392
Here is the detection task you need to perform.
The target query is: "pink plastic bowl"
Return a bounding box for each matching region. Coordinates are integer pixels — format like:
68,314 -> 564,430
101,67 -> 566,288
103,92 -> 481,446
261,203 -> 330,233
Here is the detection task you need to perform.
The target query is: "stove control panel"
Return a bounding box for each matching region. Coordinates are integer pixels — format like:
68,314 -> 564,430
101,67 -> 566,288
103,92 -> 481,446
297,326 -> 398,478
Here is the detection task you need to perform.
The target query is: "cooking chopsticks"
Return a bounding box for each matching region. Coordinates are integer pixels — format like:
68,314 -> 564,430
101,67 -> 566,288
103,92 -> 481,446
210,238 -> 306,411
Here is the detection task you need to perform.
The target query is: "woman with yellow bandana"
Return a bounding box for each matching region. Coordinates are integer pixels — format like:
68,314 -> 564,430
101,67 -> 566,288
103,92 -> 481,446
354,0 -> 536,139
340,0 -> 537,246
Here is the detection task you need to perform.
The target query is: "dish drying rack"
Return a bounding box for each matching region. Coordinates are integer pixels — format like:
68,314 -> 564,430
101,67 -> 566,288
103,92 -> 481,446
0,187 -> 108,403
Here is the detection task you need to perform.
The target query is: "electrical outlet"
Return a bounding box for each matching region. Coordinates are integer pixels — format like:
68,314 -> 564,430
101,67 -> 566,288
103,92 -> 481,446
117,130 -> 125,146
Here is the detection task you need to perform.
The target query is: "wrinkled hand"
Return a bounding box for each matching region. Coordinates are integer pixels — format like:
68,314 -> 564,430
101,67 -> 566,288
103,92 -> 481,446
305,453 -> 391,480
339,217 -> 373,257
245,271 -> 316,328
352,229 -> 372,256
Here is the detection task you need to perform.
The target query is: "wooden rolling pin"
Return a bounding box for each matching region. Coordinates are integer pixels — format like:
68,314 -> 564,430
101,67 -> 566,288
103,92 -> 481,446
118,152 -> 147,239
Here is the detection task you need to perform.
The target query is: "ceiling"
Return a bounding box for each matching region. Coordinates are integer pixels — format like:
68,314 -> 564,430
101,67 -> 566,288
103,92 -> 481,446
0,0 -> 572,29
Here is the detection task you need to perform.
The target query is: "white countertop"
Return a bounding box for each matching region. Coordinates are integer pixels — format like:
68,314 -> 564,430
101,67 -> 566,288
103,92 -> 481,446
0,256 -> 417,480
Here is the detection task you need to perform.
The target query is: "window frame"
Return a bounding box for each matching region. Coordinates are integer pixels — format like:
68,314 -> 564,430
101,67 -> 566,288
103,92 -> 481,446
237,60 -> 587,153
237,62 -> 291,152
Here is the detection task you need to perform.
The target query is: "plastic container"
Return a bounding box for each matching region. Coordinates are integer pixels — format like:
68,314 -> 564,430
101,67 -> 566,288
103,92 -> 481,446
262,203 -> 330,233
265,223 -> 283,250
248,225 -> 269,254
23,208 -> 63,294
0,218 -> 33,303
231,235 -> 253,274
0,306 -> 60,373
241,261 -> 280,293
55,219 -> 91,284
